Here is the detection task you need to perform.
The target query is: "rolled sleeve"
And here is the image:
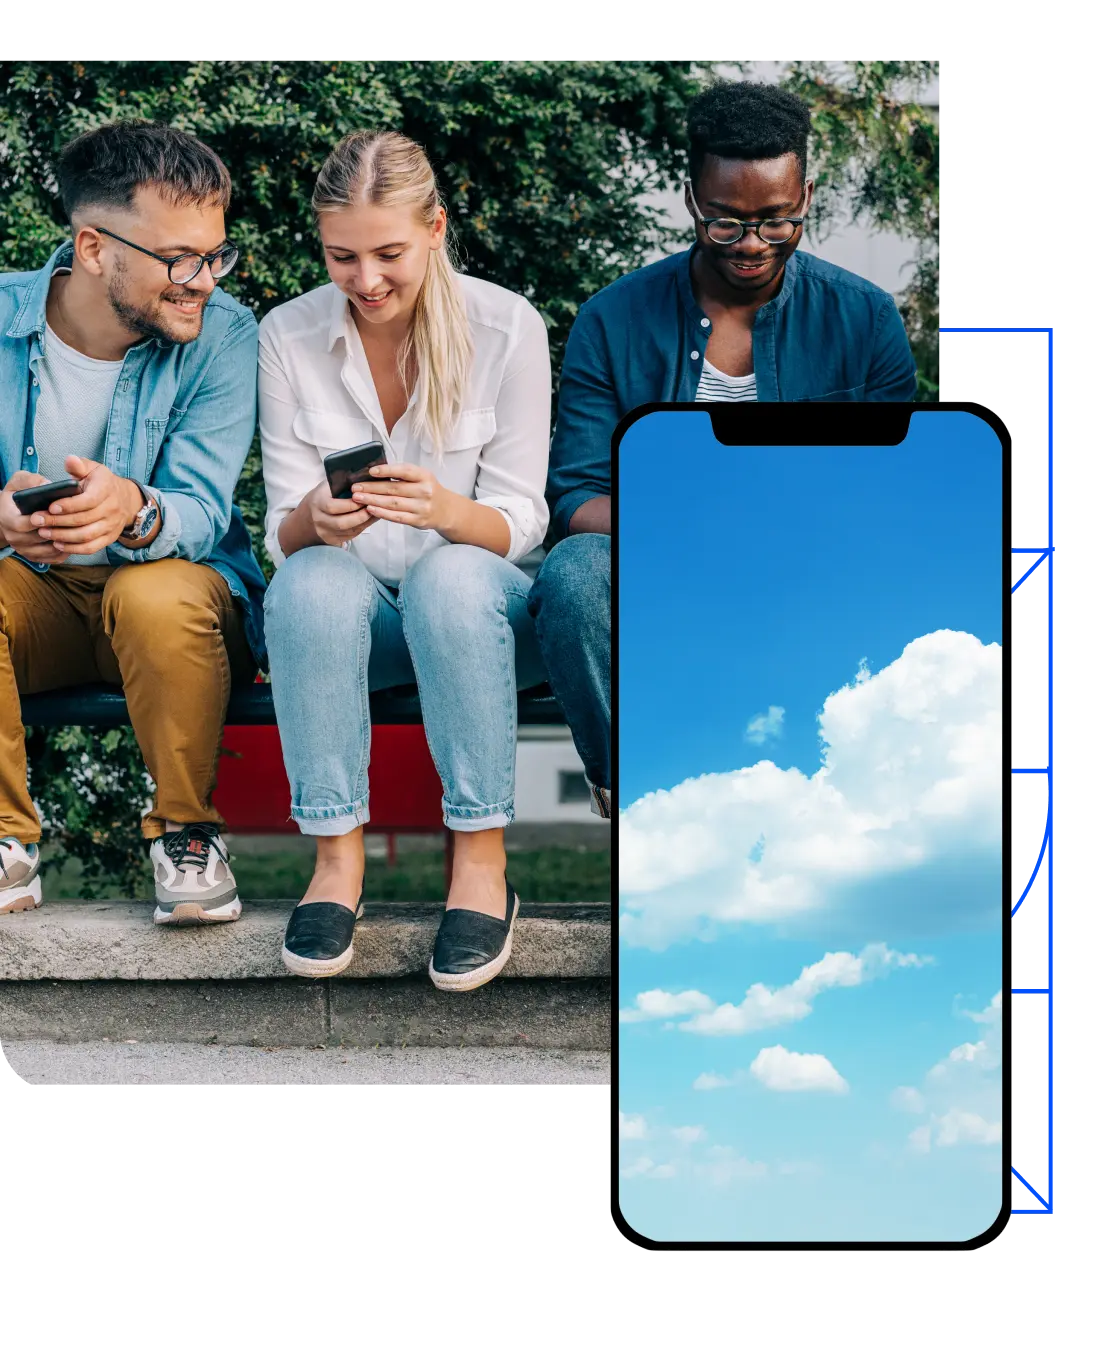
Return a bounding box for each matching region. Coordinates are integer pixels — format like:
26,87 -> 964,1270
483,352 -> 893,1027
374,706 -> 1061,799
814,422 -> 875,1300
472,299 -> 551,563
865,295 -> 918,401
547,303 -> 616,540
110,312 -> 259,565
258,315 -> 339,572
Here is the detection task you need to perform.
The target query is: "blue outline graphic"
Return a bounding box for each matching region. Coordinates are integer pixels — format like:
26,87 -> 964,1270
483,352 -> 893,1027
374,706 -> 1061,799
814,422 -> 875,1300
942,326 -> 1054,1215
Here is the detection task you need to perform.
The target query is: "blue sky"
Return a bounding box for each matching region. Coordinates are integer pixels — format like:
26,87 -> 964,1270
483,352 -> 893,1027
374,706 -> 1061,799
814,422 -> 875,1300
617,410 -> 1004,1244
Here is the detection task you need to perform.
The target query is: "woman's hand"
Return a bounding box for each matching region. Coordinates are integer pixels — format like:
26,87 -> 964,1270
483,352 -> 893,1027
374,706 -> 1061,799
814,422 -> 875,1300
352,463 -> 459,534
305,480 -> 378,547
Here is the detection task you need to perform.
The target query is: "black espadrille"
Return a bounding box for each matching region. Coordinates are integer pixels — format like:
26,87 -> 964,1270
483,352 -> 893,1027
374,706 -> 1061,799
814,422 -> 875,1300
281,900 -> 363,977
428,880 -> 520,992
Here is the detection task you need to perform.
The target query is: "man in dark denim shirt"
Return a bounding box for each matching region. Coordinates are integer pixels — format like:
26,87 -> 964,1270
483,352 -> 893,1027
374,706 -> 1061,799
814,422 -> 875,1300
530,80 -> 917,820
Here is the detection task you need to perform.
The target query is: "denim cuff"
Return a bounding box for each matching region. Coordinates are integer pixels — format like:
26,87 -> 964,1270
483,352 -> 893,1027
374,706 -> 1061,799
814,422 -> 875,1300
291,798 -> 370,837
443,799 -> 513,832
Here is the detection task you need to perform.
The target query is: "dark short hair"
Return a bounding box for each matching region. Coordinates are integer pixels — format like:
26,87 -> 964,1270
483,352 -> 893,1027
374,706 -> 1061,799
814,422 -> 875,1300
687,81 -> 811,186
56,120 -> 231,222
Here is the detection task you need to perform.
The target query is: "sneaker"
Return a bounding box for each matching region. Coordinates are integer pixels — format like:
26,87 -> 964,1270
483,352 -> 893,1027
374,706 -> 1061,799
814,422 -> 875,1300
282,901 -> 364,977
429,880 -> 520,992
151,823 -> 241,925
0,838 -> 42,914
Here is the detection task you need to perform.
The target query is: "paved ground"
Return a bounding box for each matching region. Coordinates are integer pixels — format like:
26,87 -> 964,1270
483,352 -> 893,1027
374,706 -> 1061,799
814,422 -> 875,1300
2,1040 -> 611,1085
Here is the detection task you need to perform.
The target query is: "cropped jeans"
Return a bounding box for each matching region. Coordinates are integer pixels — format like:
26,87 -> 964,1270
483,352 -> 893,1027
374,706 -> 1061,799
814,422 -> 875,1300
264,543 -> 547,836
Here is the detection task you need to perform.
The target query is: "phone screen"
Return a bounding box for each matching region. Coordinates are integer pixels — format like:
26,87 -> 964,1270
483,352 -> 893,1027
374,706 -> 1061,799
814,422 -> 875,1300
615,404 -> 1008,1248
325,443 -> 387,499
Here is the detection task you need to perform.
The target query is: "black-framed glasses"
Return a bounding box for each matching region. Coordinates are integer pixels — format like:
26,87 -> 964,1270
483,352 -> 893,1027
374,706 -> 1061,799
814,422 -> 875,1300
686,181 -> 808,246
94,227 -> 240,285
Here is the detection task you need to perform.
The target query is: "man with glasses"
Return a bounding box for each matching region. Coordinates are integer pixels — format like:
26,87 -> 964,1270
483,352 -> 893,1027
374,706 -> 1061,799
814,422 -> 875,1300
0,120 -> 266,924
530,81 -> 916,824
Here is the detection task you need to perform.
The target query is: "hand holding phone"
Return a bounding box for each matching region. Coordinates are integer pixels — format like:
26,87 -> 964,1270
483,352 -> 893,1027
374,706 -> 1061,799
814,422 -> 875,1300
324,441 -> 391,499
0,473 -> 77,563
12,477 -> 83,516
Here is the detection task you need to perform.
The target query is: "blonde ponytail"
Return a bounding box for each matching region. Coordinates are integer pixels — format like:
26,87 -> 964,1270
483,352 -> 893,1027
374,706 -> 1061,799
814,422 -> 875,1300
313,130 -> 473,456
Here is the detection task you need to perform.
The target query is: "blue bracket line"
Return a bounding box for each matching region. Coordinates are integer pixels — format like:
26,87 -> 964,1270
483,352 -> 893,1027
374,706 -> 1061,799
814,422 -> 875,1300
944,325 -> 1054,1215
1012,551 -> 1051,594
1011,791 -> 1051,920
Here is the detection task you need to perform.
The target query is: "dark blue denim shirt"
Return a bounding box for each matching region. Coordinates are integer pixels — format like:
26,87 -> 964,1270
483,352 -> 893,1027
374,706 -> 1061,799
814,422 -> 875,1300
1,243 -> 267,663
547,247 -> 917,537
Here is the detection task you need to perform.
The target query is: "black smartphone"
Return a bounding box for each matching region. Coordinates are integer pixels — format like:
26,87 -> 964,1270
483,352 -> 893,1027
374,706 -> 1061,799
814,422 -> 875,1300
323,441 -> 390,500
12,478 -> 83,516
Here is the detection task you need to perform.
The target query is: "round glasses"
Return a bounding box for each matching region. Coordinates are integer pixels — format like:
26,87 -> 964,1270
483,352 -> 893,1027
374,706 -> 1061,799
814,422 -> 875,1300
686,181 -> 807,246
94,226 -> 240,285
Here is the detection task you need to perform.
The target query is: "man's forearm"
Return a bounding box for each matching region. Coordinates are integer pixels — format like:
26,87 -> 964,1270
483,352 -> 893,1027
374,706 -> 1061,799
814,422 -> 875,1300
568,495 -> 611,536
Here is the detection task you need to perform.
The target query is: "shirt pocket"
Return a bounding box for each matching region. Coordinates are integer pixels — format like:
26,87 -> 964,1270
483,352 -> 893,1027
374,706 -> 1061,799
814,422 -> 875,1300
422,407 -> 497,459
291,408 -> 380,458
796,385 -> 866,402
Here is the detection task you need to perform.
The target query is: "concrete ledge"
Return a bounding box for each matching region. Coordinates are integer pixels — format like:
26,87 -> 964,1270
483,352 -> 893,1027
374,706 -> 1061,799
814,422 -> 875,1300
0,978 -> 610,1050
0,900 -> 610,981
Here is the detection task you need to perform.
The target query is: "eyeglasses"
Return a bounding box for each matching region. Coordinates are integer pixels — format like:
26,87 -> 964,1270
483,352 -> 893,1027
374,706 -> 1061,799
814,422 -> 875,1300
94,227 -> 240,285
686,180 -> 808,246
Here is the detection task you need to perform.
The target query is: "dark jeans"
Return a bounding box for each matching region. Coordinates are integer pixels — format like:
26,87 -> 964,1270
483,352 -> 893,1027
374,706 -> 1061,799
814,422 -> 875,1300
529,533 -> 611,802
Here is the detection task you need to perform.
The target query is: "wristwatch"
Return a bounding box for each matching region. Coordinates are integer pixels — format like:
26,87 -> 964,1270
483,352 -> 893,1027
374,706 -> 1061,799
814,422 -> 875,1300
122,483 -> 160,542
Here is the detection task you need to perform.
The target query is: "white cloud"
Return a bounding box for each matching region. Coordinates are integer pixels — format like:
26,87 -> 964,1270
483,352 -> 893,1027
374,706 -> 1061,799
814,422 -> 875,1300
897,992 -> 1002,1156
620,1156 -> 676,1180
745,705 -> 785,746
620,631 -> 1002,948
620,1156 -> 654,1179
750,1045 -> 849,1094
671,1126 -> 705,1144
619,1112 -> 647,1140
960,989 -> 1003,1025
675,943 -> 930,1036
891,1086 -> 926,1114
692,1072 -> 732,1091
619,988 -> 714,1024
693,1145 -> 768,1186
934,1110 -> 1001,1147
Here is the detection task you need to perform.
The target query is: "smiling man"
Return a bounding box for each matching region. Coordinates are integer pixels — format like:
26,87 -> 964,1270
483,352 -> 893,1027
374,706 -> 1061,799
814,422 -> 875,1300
0,121 -> 266,925
532,80 -> 917,830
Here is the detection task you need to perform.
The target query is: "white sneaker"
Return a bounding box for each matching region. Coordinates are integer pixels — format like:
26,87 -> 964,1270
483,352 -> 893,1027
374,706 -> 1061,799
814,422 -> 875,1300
0,837 -> 42,913
151,823 -> 241,925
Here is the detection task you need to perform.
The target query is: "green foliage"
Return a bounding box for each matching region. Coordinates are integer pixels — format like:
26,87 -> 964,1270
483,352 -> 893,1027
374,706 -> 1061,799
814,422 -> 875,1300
782,61 -> 939,396
4,59 -> 706,887
2,61 -> 938,891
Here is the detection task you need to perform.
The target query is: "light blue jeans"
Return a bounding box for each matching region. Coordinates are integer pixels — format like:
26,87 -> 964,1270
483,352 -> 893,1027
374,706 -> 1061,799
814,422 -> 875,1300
264,543 -> 547,836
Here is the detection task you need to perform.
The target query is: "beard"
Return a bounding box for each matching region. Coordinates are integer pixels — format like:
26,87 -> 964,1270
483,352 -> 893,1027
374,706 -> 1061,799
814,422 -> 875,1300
107,262 -> 207,346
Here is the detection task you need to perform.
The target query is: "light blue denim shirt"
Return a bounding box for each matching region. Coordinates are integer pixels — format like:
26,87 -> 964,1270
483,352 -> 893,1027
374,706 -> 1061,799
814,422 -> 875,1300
547,246 -> 918,539
0,242 -> 267,663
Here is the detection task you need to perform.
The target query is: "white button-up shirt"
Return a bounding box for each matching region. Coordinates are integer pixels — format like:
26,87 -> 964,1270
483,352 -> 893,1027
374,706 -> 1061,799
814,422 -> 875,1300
258,275 -> 551,583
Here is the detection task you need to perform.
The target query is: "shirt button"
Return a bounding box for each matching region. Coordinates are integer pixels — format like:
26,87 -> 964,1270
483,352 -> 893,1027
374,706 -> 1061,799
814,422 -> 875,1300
690,351 -> 700,361
26,446 -> 34,455
31,377 -> 39,386
701,318 -> 710,328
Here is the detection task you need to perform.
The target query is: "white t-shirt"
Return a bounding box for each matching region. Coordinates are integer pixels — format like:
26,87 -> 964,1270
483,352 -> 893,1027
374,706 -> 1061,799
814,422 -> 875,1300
258,276 -> 552,585
695,355 -> 757,403
33,322 -> 124,565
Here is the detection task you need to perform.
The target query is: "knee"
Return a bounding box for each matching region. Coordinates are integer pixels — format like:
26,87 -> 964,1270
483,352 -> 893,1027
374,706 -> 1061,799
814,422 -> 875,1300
265,546 -> 368,642
401,544 -> 505,627
103,561 -> 218,647
531,535 -> 610,620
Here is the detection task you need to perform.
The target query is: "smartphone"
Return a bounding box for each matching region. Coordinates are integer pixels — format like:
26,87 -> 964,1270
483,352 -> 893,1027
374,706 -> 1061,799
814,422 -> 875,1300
323,441 -> 390,500
11,478 -> 83,516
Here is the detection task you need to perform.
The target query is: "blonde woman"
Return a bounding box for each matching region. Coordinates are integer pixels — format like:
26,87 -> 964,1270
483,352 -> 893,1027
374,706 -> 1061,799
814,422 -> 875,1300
260,131 -> 551,989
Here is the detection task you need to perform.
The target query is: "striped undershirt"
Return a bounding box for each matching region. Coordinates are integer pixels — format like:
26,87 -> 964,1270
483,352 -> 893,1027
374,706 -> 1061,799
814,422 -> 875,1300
694,355 -> 757,403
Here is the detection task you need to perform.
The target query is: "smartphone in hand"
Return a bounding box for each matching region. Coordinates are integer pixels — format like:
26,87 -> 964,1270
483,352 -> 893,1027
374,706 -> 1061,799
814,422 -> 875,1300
11,478 -> 83,516
323,441 -> 390,499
